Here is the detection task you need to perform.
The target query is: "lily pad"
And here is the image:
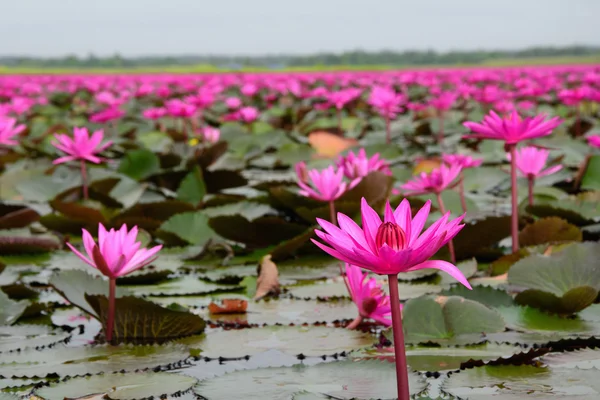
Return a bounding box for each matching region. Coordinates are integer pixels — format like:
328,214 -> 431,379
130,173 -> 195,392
194,360 -> 427,400
507,242 -> 600,314
541,348 -> 600,369
0,325 -> 71,353
442,365 -> 600,399
0,290 -> 29,325
400,295 -> 505,345
35,372 -> 198,400
0,343 -> 190,378
186,325 -> 373,358
518,217 -> 582,247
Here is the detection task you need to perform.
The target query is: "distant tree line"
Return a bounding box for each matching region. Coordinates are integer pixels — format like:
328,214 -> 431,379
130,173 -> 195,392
1,46 -> 599,69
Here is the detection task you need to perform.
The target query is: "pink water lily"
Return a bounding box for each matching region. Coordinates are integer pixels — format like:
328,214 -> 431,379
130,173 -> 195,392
588,135 -> 600,149
345,263 -> 393,329
312,198 -> 469,399
201,126 -> 220,143
442,154 -> 483,213
67,223 -> 162,279
463,110 -> 561,145
464,110 -> 562,252
67,223 -> 162,343
0,117 -> 25,146
399,164 -> 462,197
52,127 -> 112,165
337,148 -> 391,180
508,146 -> 562,179
52,127 -> 113,199
312,198 -> 470,286
295,162 -> 359,203
90,107 -> 125,124
508,146 -> 562,207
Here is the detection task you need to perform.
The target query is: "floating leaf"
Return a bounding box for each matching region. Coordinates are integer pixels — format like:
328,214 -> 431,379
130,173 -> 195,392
508,242 -> 600,314
400,295 -> 505,344
187,326 -> 372,358
118,149 -> 161,180
0,290 -> 29,325
518,217 -> 582,247
443,365 -> 600,399
86,295 -> 206,344
0,325 -> 70,353
195,360 -> 426,400
453,215 -> 512,260
439,285 -> 514,308
177,166 -> 206,205
35,372 -> 198,400
541,348 -> 600,369
0,205 -> 39,229
581,154 -> 600,190
157,211 -> 217,246
0,343 -> 189,378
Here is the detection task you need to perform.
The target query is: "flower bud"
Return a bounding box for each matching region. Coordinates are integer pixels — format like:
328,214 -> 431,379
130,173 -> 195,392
375,222 -> 406,251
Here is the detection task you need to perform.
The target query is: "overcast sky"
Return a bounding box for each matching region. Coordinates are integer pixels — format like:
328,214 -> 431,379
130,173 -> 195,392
3,0 -> 600,57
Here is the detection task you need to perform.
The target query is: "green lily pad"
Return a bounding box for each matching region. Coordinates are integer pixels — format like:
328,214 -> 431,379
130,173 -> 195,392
507,242 -> 600,314
35,372 -> 198,400
0,290 -> 29,325
194,360 -> 426,400
0,325 -> 71,353
442,365 -> 600,399
123,276 -> 239,296
352,343 -> 525,372
86,295 -> 206,344
186,326 -> 373,358
582,154 -> 600,190
439,285 -> 514,308
118,149 -> 161,180
157,211 -> 218,246
0,343 -> 190,378
518,217 -> 582,247
198,298 -> 357,326
541,348 -> 600,369
400,295 -> 505,345
496,306 -> 600,337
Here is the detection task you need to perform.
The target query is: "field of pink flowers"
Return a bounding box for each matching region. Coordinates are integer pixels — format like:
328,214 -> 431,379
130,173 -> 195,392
0,65 -> 600,399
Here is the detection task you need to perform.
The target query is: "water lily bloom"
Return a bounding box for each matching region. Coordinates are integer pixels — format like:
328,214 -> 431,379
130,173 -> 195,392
368,86 -> 405,143
66,223 -> 162,343
464,111 -> 562,252
90,107 -> 125,124
201,126 -> 220,143
441,154 -> 483,169
142,107 -> 167,120
313,198 -> 469,285
509,146 -> 562,179
312,198 -> 470,399
463,110 -> 561,145
52,127 -> 112,165
337,148 -> 391,180
399,164 -> 462,197
0,117 -> 25,146
442,154 -> 483,213
508,146 -> 562,206
238,106 -> 259,123
165,99 -> 196,118
52,127 -> 113,199
225,97 -> 242,109
588,135 -> 600,149
295,162 -> 359,203
344,263 -> 393,329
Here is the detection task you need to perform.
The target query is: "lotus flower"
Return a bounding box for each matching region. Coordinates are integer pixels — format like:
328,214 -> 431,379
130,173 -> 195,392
312,198 -> 469,285
442,154 -> 483,213
142,107 -> 167,120
344,264 -> 393,329
51,127 -> 112,199
165,99 -> 196,118
238,106 -> 259,123
90,107 -> 125,124
295,162 -> 359,203
337,148 -> 391,180
464,111 -> 562,252
399,164 -> 462,197
368,86 -> 404,119
201,126 -> 220,143
463,110 -> 561,145
441,154 -> 483,169
508,146 -> 562,179
225,97 -> 242,109
312,198 -> 470,399
67,223 -> 162,343
0,117 -> 25,146
588,135 -> 600,149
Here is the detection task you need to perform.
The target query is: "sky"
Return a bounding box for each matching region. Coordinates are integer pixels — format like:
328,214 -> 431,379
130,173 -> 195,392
3,0 -> 600,57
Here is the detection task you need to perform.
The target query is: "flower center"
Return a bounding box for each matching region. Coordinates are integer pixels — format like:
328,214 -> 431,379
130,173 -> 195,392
375,222 -> 406,251
361,297 -> 379,316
